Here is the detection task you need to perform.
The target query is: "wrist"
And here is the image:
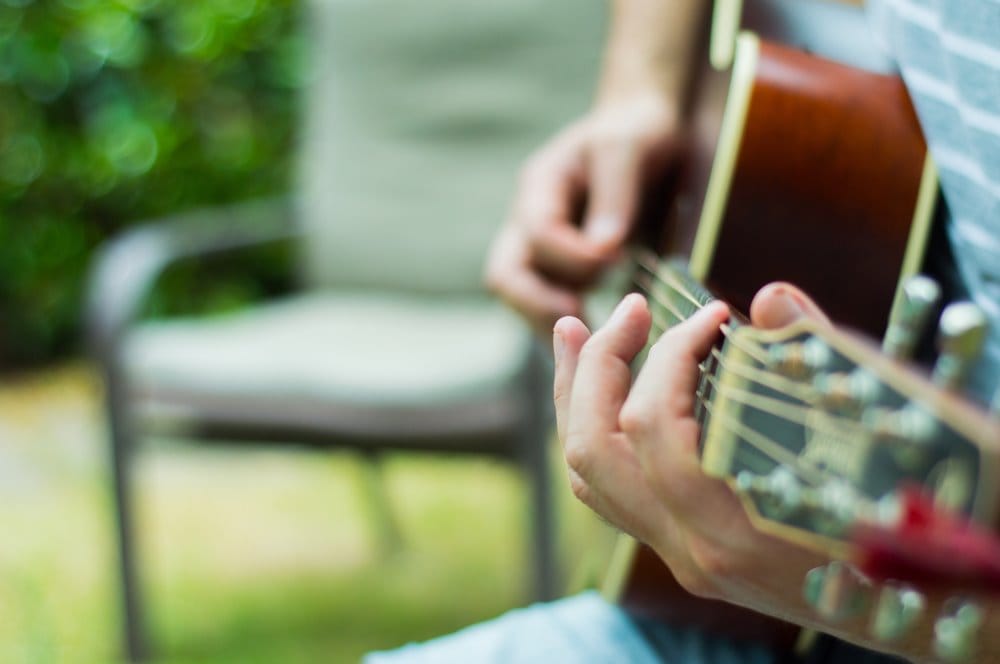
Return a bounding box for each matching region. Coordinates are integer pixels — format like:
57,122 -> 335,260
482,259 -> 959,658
588,92 -> 682,139
596,0 -> 706,110
596,55 -> 684,109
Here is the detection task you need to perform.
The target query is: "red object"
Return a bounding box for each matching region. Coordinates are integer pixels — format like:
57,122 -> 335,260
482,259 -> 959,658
853,488 -> 1000,593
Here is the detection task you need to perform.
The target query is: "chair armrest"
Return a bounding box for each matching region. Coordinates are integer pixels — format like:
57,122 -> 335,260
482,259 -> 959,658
85,196 -> 302,357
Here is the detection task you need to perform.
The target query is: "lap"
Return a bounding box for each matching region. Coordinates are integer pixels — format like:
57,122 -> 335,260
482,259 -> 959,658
364,591 -> 777,664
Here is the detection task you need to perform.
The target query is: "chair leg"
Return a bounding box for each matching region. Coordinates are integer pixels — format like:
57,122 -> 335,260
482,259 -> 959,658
523,341 -> 558,601
104,364 -> 149,663
524,436 -> 558,602
359,452 -> 403,557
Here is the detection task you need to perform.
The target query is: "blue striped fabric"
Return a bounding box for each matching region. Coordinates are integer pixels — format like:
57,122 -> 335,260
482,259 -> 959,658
868,0 -> 1000,403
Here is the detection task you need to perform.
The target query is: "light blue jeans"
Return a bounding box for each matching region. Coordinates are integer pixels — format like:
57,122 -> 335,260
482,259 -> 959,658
365,591 -> 777,663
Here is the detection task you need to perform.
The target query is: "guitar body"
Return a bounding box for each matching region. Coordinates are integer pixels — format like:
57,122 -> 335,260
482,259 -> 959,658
689,36 -> 932,335
610,0 -> 939,650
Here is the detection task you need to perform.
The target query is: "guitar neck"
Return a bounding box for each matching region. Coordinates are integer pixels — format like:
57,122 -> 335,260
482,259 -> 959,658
631,251 -> 1000,557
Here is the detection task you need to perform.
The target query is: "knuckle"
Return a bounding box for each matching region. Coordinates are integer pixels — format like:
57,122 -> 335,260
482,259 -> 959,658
643,338 -> 675,373
672,565 -> 717,600
647,333 -> 677,360
618,400 -> 652,438
688,535 -> 742,584
566,468 -> 591,504
577,336 -> 604,365
563,439 -> 591,478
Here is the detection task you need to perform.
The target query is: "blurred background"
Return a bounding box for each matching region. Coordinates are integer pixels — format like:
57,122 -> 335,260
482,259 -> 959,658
0,0 -> 300,366
1,0 -> 607,662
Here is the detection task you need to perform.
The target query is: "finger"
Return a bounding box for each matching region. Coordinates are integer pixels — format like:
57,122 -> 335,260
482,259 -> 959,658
566,293 -> 652,444
582,147 -> 644,252
553,316 -> 591,443
623,301 -> 730,447
531,223 -> 611,286
496,265 -> 583,336
484,226 -> 583,334
749,282 -> 831,329
516,137 -> 613,285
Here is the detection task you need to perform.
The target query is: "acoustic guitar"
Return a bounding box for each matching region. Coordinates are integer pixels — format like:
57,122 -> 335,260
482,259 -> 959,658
596,0 -> 1000,660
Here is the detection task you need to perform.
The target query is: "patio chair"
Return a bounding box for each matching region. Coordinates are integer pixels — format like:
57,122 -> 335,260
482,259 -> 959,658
85,0 -> 606,661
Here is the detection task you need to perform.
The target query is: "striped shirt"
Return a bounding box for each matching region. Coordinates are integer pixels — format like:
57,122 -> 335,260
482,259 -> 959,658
867,0 -> 1000,403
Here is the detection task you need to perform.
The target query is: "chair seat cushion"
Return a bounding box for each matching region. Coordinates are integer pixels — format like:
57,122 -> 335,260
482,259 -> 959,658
124,292 -> 539,442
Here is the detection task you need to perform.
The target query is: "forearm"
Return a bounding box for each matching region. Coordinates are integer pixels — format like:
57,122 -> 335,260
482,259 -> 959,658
597,0 -> 708,107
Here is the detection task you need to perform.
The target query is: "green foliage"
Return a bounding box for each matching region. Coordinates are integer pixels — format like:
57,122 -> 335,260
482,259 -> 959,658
0,0 -> 303,366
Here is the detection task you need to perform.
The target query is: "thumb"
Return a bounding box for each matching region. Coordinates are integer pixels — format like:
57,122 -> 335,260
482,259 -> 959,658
583,149 -> 643,252
749,282 -> 832,330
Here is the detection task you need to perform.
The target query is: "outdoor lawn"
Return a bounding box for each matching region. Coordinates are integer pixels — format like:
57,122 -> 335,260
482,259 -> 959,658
0,364 -> 605,663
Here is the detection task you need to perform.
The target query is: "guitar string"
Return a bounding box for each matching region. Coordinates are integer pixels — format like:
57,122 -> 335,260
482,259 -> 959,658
634,258 -> 873,488
707,347 -> 817,404
646,308 -> 843,488
630,252 -> 899,522
634,257 -> 837,404
646,289 -> 870,462
700,372 -> 872,464
697,398 -> 831,487
650,303 -> 857,439
633,249 -> 703,311
700,395 -> 882,521
637,271 -> 817,403
633,265 -> 772,365
638,328 -> 894,541
635,261 -> 873,439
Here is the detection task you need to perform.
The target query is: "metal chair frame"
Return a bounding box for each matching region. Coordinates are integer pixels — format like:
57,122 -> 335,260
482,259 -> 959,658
86,198 -> 556,662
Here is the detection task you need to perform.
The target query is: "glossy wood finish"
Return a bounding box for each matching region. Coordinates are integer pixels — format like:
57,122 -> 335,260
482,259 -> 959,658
705,39 -> 927,338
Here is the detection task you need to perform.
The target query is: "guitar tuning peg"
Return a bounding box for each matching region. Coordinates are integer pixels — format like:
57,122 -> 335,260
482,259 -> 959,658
871,585 -> 925,642
864,403 -> 938,469
932,303 -> 989,390
735,467 -> 803,518
767,337 -> 832,379
803,560 -> 872,622
883,275 -> 941,360
934,600 -> 982,661
814,368 -> 880,413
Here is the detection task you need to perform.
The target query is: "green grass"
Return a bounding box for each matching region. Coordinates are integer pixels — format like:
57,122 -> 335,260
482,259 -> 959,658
0,366 -> 607,664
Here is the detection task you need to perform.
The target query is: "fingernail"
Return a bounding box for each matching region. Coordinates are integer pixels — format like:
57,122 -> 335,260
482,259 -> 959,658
553,329 -> 565,363
768,286 -> 806,326
587,214 -> 622,246
609,294 -> 636,324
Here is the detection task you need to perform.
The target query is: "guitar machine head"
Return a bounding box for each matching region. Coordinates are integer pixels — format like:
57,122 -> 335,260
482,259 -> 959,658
713,275 -> 998,662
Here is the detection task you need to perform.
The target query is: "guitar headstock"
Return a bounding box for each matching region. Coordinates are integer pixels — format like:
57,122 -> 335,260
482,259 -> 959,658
698,279 -> 1000,556
689,275 -> 1000,661
637,260 -> 998,657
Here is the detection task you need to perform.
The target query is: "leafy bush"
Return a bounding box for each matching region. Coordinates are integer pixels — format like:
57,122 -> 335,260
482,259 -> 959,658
0,0 -> 303,366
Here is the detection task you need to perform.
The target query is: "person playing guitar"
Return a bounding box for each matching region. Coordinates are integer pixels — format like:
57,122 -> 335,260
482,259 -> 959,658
370,0 -> 1000,662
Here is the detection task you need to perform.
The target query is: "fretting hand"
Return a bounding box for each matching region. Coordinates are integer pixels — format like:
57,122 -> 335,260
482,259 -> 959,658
551,283 -> 892,635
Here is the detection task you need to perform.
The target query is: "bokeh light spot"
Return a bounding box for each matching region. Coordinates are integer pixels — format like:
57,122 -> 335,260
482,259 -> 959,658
0,5 -> 23,40
83,9 -> 149,69
13,39 -> 71,102
165,8 -> 215,57
102,121 -> 158,177
0,134 -> 45,186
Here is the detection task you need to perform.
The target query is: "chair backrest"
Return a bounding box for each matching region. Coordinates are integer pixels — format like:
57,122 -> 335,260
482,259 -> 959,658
296,0 -> 607,294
